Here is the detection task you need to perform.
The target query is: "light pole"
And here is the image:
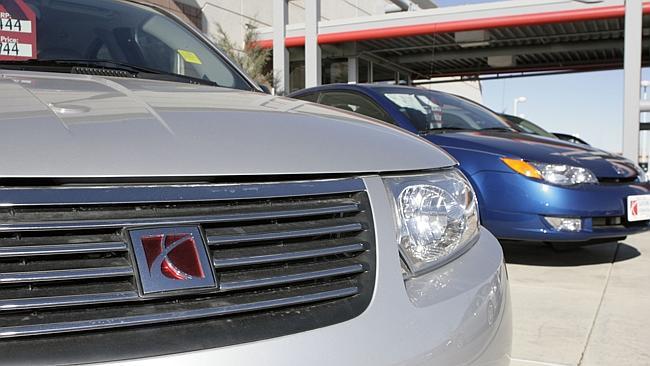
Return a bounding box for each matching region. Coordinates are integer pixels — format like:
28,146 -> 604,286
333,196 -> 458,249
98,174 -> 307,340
513,96 -> 527,117
641,80 -> 649,170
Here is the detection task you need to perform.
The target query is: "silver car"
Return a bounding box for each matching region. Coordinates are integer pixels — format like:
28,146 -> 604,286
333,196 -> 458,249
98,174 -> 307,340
0,0 -> 511,365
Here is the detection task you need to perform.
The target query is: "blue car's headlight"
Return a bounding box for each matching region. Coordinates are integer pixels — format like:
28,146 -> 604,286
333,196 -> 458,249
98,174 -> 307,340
531,162 -> 598,185
384,169 -> 480,276
634,165 -> 649,183
502,158 -> 598,186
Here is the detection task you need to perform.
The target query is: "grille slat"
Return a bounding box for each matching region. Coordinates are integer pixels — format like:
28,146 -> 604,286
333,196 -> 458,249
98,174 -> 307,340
213,240 -> 366,268
207,220 -> 364,246
219,262 -> 365,292
0,202 -> 361,233
0,242 -> 127,258
0,178 -> 375,363
0,291 -> 140,312
0,285 -> 359,339
0,266 -> 134,284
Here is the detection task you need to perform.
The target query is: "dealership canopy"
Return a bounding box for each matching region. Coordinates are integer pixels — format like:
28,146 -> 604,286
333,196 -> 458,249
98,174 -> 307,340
257,0 -> 650,79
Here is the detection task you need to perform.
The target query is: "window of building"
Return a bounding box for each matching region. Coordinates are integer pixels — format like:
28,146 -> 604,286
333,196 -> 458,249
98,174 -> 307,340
175,2 -> 203,30
289,60 -> 305,93
372,63 -> 397,83
358,58 -> 370,83
323,58 -> 348,84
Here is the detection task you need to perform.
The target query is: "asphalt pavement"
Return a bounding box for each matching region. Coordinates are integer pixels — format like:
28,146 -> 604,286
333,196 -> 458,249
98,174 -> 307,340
504,232 -> 650,366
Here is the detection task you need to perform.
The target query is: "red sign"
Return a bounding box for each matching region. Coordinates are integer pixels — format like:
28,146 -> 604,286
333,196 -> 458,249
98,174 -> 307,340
0,0 -> 36,60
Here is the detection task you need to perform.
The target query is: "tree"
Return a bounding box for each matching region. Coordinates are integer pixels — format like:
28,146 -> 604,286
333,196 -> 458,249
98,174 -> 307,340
213,23 -> 273,88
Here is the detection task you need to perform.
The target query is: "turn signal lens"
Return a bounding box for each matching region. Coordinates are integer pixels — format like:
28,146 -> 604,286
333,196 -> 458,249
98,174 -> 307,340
501,158 -> 542,179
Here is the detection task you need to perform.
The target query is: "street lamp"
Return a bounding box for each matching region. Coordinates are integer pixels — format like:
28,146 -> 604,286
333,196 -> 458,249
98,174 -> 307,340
513,96 -> 527,117
641,81 -> 650,171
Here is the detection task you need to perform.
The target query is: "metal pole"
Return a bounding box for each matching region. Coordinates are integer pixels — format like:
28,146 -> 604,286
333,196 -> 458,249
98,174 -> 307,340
272,0 -> 289,95
641,100 -> 650,112
622,0 -> 643,163
641,81 -> 649,170
305,0 -> 321,88
348,57 -> 358,84
642,81 -> 649,115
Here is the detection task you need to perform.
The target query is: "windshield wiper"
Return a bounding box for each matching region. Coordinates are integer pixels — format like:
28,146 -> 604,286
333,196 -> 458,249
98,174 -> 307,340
479,127 -> 514,132
0,59 -> 220,87
420,127 -> 471,134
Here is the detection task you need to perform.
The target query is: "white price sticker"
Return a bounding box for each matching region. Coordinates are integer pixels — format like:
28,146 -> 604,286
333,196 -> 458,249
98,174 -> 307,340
0,41 -> 32,57
0,18 -> 32,33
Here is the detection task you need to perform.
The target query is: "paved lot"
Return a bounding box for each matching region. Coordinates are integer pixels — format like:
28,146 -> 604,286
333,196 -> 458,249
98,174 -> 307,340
504,232 -> 650,366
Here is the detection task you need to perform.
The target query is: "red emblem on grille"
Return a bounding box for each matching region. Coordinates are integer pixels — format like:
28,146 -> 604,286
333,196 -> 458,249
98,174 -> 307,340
141,234 -> 205,280
129,226 -> 215,295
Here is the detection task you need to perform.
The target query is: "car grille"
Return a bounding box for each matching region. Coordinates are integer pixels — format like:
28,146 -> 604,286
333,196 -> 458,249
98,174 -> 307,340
0,178 -> 375,364
597,176 -> 639,184
592,215 -> 649,229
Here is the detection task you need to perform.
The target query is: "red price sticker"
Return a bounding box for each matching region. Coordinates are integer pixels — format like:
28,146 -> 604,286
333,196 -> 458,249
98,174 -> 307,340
0,0 -> 36,60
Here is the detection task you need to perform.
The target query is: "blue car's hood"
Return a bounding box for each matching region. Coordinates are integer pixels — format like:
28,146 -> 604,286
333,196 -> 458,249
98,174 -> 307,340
427,131 -> 636,179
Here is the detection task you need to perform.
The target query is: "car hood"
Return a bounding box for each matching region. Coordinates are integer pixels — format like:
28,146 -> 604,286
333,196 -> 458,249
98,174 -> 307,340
0,70 -> 453,178
428,131 -> 636,179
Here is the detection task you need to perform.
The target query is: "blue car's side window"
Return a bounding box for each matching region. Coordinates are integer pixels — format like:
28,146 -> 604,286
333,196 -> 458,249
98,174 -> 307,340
318,91 -> 393,124
296,92 -> 320,103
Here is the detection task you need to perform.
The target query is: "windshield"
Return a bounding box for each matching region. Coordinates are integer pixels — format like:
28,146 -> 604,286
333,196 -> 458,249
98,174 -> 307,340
502,114 -> 557,138
0,0 -> 252,89
382,88 -> 515,133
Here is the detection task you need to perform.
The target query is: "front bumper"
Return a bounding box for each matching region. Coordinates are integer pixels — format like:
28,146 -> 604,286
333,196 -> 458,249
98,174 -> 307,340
105,177 -> 511,366
473,171 -> 650,242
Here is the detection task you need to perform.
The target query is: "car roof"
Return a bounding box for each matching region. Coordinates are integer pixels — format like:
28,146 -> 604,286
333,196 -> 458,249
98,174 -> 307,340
290,83 -> 448,97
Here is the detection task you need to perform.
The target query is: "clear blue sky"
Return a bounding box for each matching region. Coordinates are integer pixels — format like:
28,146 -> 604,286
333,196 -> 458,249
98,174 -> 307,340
481,69 -> 650,153
433,0 -> 648,153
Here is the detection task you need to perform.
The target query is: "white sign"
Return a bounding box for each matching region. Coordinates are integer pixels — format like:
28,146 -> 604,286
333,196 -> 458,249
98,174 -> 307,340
0,41 -> 32,57
627,194 -> 650,222
0,18 -> 32,33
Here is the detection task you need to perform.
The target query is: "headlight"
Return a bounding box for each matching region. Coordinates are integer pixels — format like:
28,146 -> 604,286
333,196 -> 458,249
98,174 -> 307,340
620,158 -> 648,183
384,169 -> 480,276
502,158 -> 598,185
634,165 -> 649,183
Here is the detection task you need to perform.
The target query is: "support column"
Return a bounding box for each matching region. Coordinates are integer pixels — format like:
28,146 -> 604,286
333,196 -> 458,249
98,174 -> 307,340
347,57 -> 358,84
273,0 -> 289,95
622,0 -> 643,162
305,0 -> 321,88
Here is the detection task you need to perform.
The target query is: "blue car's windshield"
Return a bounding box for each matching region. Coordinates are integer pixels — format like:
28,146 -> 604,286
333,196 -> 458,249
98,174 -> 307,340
501,114 -> 558,139
383,89 -> 515,133
0,0 -> 252,90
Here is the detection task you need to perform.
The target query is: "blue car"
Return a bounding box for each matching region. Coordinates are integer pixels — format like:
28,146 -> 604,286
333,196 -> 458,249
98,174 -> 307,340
290,84 -> 650,245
